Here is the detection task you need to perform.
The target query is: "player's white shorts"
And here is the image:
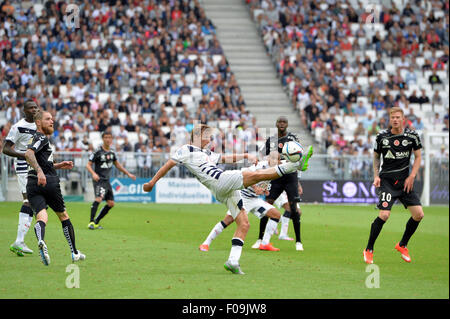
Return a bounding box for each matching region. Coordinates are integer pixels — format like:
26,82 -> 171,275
227,196 -> 274,219
17,173 -> 28,194
273,191 -> 288,208
211,170 -> 245,218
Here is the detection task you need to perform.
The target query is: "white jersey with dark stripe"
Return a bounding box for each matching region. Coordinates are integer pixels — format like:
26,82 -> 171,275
239,160 -> 270,199
171,144 -> 223,190
5,118 -> 37,175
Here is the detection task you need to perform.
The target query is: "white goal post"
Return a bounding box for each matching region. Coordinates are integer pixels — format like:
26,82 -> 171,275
421,131 -> 449,206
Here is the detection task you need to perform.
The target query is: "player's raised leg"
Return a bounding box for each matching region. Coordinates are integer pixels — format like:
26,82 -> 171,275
241,146 -> 313,188
200,214 -> 234,251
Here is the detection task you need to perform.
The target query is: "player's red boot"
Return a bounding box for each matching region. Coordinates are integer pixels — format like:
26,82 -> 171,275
199,244 -> 209,252
259,243 -> 280,251
363,249 -> 374,264
395,243 -> 411,262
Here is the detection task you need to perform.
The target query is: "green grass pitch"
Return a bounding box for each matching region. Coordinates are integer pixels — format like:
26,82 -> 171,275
0,201 -> 448,299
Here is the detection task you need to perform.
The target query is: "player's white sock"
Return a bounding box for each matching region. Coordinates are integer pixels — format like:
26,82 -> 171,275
279,216 -> 290,238
16,213 -> 32,244
276,161 -> 299,176
228,238 -> 244,263
203,221 -> 226,246
261,218 -> 278,245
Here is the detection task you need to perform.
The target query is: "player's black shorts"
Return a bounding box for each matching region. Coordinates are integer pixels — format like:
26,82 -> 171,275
376,177 -> 422,211
26,176 -> 66,214
94,179 -> 114,201
266,172 -> 299,202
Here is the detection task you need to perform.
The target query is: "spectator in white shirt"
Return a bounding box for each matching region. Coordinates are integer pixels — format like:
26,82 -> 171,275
296,86 -> 310,110
72,82 -> 86,102
6,103 -> 20,124
405,66 -> 417,85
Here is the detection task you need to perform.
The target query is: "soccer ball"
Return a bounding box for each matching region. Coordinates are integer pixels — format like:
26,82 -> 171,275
282,141 -> 304,162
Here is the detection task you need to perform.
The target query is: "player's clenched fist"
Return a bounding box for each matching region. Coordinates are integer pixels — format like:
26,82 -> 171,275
143,181 -> 154,192
373,176 -> 381,188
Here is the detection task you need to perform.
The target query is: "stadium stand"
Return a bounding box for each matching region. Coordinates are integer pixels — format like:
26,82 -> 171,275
0,0 -> 259,168
0,0 -> 448,181
246,0 -> 449,169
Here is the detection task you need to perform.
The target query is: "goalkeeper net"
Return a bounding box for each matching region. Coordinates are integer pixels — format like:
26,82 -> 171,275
421,131 -> 449,206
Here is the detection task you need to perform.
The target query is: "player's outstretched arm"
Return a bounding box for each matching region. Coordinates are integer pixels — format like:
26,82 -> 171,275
2,140 -> 25,159
25,149 -> 46,186
114,160 -> 136,180
54,161 -> 74,169
220,153 -> 258,164
143,159 -> 177,192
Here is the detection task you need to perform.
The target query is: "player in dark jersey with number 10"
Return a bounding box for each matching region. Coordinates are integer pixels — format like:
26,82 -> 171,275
86,132 -> 136,229
363,107 -> 424,264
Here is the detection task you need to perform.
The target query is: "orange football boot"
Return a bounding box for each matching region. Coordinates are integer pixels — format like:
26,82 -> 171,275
395,243 -> 411,262
259,243 -> 280,251
363,249 -> 374,264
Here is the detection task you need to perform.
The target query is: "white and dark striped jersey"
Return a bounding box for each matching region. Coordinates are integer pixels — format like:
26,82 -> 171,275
5,118 -> 36,175
240,161 -> 271,199
171,144 -> 223,190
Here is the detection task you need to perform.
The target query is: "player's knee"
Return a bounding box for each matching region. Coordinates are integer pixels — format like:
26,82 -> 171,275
56,211 -> 70,221
224,215 -> 234,225
107,201 -> 115,208
239,221 -> 250,233
36,209 -> 48,223
95,197 -> 102,203
413,209 -> 424,221
379,210 -> 390,221
267,208 -> 280,219
240,217 -> 250,232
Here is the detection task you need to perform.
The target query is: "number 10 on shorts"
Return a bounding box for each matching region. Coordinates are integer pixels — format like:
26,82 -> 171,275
380,192 -> 391,208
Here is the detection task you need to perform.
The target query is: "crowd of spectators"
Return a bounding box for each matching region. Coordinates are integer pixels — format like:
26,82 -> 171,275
1,0 -> 449,181
0,0 -> 260,170
247,0 -> 449,178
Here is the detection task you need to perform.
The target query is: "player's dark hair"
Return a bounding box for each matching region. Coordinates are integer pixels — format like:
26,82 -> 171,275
23,100 -> 36,109
276,116 -> 288,123
102,131 -> 113,138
